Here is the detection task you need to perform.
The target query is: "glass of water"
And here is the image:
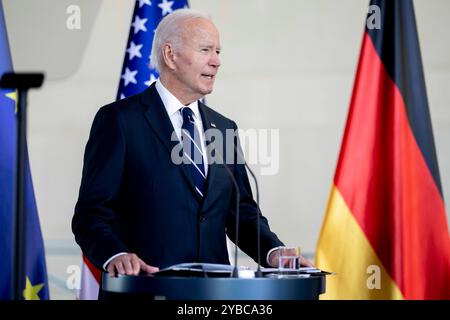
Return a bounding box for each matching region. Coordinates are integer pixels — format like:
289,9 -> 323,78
277,246 -> 301,270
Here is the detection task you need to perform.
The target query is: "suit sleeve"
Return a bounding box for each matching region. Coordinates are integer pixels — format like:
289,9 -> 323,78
72,105 -> 129,269
225,120 -> 284,267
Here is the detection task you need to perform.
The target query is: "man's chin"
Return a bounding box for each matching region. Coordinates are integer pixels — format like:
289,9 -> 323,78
201,87 -> 214,96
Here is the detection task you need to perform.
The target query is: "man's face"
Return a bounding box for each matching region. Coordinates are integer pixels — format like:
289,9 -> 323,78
171,18 -> 221,103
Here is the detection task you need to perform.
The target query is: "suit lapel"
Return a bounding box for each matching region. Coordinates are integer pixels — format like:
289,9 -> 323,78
141,84 -> 199,200
198,102 -> 220,209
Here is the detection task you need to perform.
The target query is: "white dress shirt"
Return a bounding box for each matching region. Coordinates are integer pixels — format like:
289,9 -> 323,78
155,79 -> 209,175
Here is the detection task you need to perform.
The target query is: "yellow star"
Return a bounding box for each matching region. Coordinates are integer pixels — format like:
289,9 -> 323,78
5,90 -> 18,113
22,277 -> 44,300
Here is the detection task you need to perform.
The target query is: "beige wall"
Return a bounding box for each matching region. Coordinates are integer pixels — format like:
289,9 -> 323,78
3,0 -> 450,298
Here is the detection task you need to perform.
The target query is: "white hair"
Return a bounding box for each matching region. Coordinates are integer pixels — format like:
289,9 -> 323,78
150,9 -> 211,72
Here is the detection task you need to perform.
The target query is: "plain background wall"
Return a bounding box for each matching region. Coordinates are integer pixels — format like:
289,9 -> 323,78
3,0 -> 450,299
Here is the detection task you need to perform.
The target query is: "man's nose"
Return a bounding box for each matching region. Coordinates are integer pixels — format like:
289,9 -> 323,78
210,52 -> 221,68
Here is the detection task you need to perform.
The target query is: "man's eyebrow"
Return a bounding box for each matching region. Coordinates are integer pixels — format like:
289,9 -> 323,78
199,44 -> 221,50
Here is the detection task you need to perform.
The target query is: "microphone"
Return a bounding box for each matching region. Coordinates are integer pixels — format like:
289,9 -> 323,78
210,130 -> 263,278
201,108 -> 262,278
201,111 -> 241,278
234,144 -> 263,277
218,159 -> 240,278
245,167 -> 262,277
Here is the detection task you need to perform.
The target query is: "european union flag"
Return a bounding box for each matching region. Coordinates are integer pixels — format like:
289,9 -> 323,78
0,3 -> 49,300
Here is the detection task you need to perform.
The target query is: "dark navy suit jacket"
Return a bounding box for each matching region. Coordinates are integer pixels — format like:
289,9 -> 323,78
72,83 -> 283,270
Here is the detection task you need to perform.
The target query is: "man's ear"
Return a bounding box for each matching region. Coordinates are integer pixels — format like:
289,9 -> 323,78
162,43 -> 176,71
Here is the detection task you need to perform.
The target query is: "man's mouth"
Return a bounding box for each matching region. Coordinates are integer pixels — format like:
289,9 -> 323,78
201,74 -> 215,80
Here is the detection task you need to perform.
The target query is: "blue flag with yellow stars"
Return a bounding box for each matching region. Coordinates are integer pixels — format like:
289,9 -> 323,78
0,3 -> 49,300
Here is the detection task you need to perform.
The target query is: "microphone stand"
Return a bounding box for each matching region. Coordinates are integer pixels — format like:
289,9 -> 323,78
219,163 -> 240,278
222,146 -> 263,278
202,108 -> 262,278
202,111 -> 241,278
243,162 -> 262,277
234,145 -> 263,277
0,73 -> 44,300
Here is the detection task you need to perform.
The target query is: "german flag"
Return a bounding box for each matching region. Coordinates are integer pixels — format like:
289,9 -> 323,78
316,0 -> 450,299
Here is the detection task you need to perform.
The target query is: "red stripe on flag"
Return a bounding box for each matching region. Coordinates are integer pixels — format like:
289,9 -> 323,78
334,32 -> 450,299
82,255 -> 102,284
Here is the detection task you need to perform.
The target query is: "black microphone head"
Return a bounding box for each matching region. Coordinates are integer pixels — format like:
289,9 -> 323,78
0,72 -> 45,89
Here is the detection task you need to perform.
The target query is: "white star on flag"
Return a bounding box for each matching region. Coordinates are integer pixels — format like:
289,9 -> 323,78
158,0 -> 174,16
121,67 -> 138,86
131,15 -> 148,34
126,41 -> 143,61
144,73 -> 158,87
138,0 -> 152,8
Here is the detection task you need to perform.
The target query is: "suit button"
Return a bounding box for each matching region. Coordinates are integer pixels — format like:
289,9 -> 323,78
199,215 -> 206,223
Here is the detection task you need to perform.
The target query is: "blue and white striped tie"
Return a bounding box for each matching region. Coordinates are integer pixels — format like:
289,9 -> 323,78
181,107 -> 206,197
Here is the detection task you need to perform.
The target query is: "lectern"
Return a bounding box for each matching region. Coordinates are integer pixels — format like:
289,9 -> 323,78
102,272 -> 326,300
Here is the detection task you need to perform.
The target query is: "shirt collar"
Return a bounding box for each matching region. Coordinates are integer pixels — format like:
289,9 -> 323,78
155,79 -> 200,119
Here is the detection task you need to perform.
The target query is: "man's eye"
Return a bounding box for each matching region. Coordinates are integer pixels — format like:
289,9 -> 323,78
201,48 -> 209,52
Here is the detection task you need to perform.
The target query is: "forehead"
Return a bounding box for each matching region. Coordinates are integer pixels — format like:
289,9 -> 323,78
181,18 -> 220,45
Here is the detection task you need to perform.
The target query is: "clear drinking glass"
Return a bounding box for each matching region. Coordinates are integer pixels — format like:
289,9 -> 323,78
277,246 -> 301,270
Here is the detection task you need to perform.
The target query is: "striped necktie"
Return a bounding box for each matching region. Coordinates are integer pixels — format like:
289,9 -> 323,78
181,107 -> 206,197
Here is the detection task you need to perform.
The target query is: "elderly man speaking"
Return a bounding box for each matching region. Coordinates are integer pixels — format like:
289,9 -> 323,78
72,9 -> 312,283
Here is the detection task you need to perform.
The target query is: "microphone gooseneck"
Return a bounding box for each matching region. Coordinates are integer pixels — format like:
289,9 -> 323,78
201,106 -> 262,278
200,108 -> 241,278
234,144 -> 263,277
242,162 -> 262,277
220,163 -> 240,278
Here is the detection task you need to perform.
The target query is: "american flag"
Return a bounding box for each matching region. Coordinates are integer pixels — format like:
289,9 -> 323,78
78,0 -> 189,300
117,0 -> 189,100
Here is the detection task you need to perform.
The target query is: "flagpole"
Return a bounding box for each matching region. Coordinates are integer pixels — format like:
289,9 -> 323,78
0,72 -> 44,300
